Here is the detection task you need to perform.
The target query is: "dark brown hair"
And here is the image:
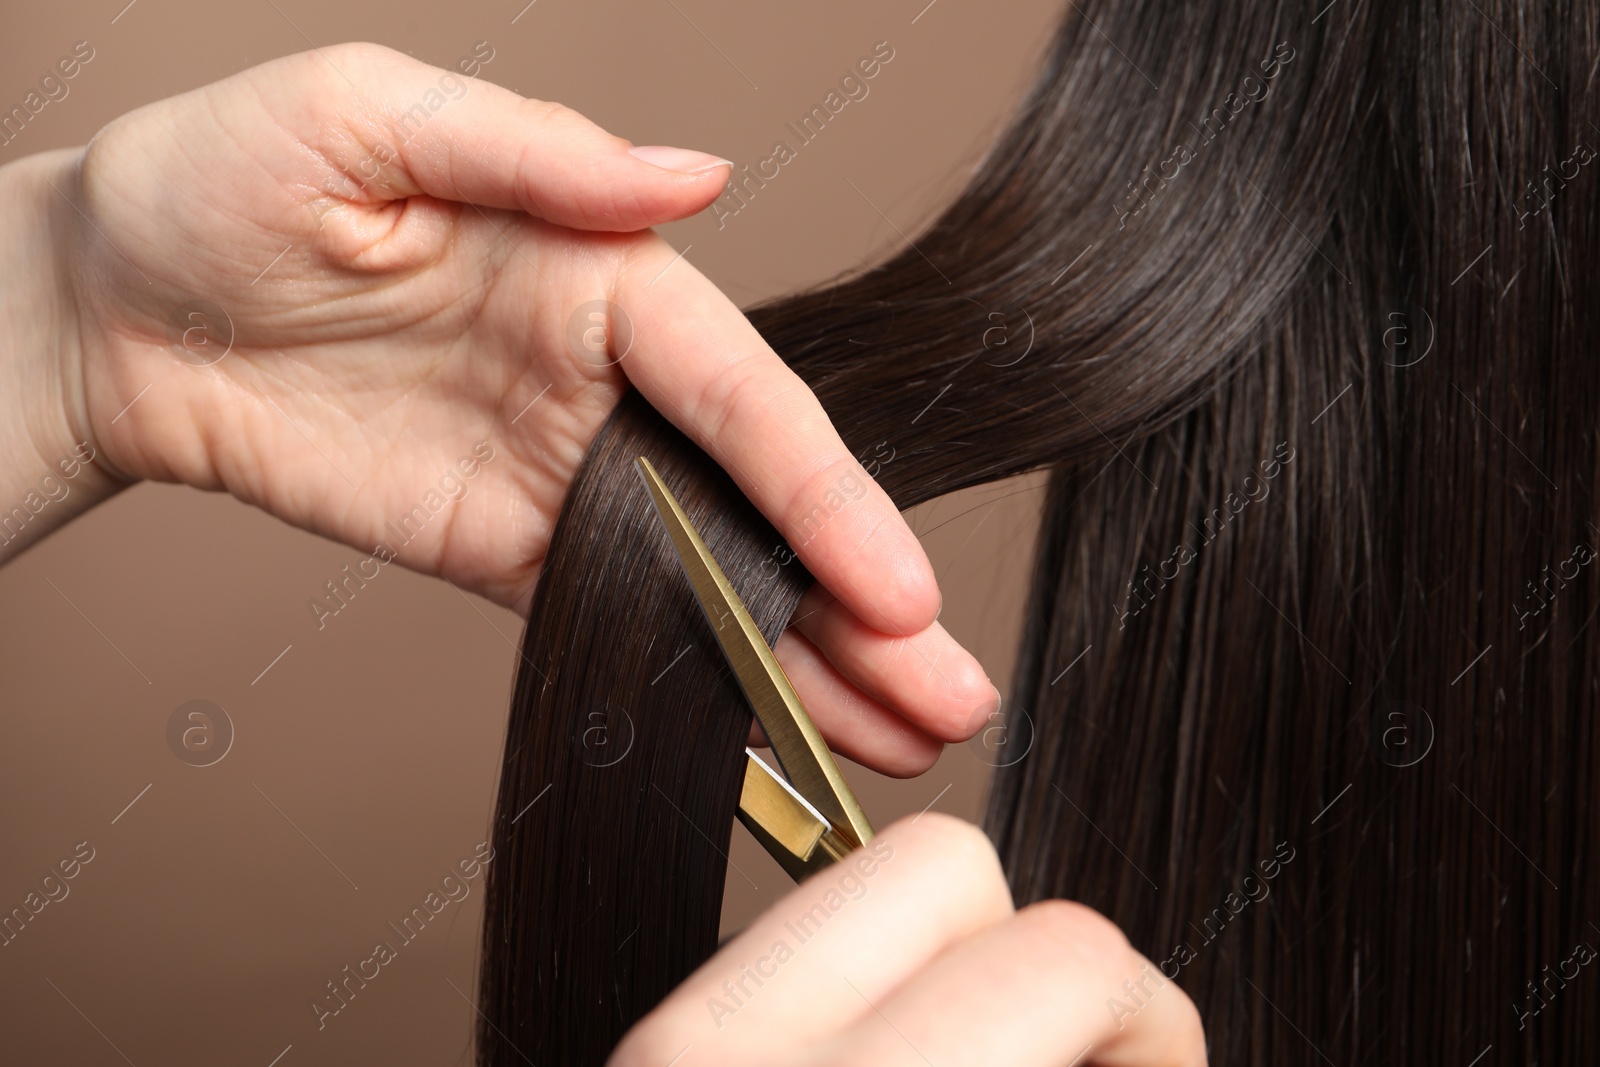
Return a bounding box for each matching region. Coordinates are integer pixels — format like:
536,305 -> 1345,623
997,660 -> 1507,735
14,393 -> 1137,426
479,0 -> 1600,1062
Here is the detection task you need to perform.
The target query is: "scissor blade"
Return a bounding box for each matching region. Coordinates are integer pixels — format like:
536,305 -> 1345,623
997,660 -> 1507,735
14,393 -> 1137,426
739,749 -> 827,859
738,749 -> 863,881
635,456 -> 873,850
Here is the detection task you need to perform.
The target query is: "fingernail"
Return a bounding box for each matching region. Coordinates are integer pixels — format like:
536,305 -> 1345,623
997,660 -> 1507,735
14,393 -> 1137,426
627,145 -> 733,174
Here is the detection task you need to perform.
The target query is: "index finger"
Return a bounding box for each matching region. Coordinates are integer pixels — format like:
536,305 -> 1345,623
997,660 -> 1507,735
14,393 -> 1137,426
614,235 -> 939,636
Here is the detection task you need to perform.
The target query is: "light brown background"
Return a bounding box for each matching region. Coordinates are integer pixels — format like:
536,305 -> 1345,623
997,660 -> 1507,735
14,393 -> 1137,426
0,1 -> 1064,1063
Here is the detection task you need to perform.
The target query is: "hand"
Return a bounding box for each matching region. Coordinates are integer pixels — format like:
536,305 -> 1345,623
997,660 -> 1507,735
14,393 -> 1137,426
0,43 -> 1001,775
611,814 -> 1208,1066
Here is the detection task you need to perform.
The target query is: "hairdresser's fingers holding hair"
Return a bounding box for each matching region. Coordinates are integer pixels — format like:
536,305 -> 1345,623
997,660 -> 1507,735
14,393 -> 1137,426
783,583 -> 1000,745
762,629 -> 945,777
759,599 -> 999,776
39,38 -> 998,753
613,234 -> 998,771
609,815 -> 1206,1067
614,237 -> 942,638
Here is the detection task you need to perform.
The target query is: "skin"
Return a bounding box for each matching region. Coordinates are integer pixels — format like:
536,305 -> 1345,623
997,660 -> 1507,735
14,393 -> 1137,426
0,42 -> 989,775
613,815 -> 1207,1067
0,44 -> 1205,1062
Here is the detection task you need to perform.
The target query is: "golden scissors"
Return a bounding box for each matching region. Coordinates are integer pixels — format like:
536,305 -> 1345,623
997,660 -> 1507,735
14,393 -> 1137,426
635,455 -> 875,882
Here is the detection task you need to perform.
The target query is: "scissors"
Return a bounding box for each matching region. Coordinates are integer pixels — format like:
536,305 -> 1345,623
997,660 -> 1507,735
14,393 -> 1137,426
635,455 -> 875,883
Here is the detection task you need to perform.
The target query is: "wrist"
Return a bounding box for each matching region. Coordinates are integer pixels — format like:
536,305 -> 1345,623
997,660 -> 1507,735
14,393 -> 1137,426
0,148 -> 130,563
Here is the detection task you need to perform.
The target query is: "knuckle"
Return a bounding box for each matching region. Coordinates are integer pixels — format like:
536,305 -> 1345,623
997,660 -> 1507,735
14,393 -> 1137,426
1016,899 -> 1136,978
286,44 -> 410,134
1145,980 -> 1208,1066
606,1016 -> 679,1067
890,812 -> 1008,896
915,811 -> 999,863
697,350 -> 769,450
321,41 -> 402,73
79,120 -> 119,184
1171,987 -> 1207,1055
524,96 -> 591,134
777,452 -> 852,539
532,97 -> 573,124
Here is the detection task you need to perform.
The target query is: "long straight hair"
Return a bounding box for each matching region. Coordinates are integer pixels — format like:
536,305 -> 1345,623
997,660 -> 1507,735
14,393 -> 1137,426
478,1 -> 1600,1062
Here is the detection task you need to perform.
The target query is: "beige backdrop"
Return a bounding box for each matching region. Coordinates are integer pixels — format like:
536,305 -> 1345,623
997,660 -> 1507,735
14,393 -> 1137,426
0,1 -> 1063,1063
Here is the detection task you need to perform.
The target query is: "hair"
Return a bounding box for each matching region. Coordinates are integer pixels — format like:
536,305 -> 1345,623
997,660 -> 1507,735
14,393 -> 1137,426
477,0 -> 1600,1063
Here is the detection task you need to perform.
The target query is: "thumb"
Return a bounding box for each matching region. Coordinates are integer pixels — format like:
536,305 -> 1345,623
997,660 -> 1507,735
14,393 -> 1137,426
280,42 -> 731,231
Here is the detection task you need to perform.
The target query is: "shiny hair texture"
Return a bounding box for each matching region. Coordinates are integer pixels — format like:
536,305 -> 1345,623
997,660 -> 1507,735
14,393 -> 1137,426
478,1 -> 1600,1062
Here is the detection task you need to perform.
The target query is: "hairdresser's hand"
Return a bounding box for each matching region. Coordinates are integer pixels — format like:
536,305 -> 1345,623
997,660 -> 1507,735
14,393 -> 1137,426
5,43 -> 997,772
612,814 -> 1207,1067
